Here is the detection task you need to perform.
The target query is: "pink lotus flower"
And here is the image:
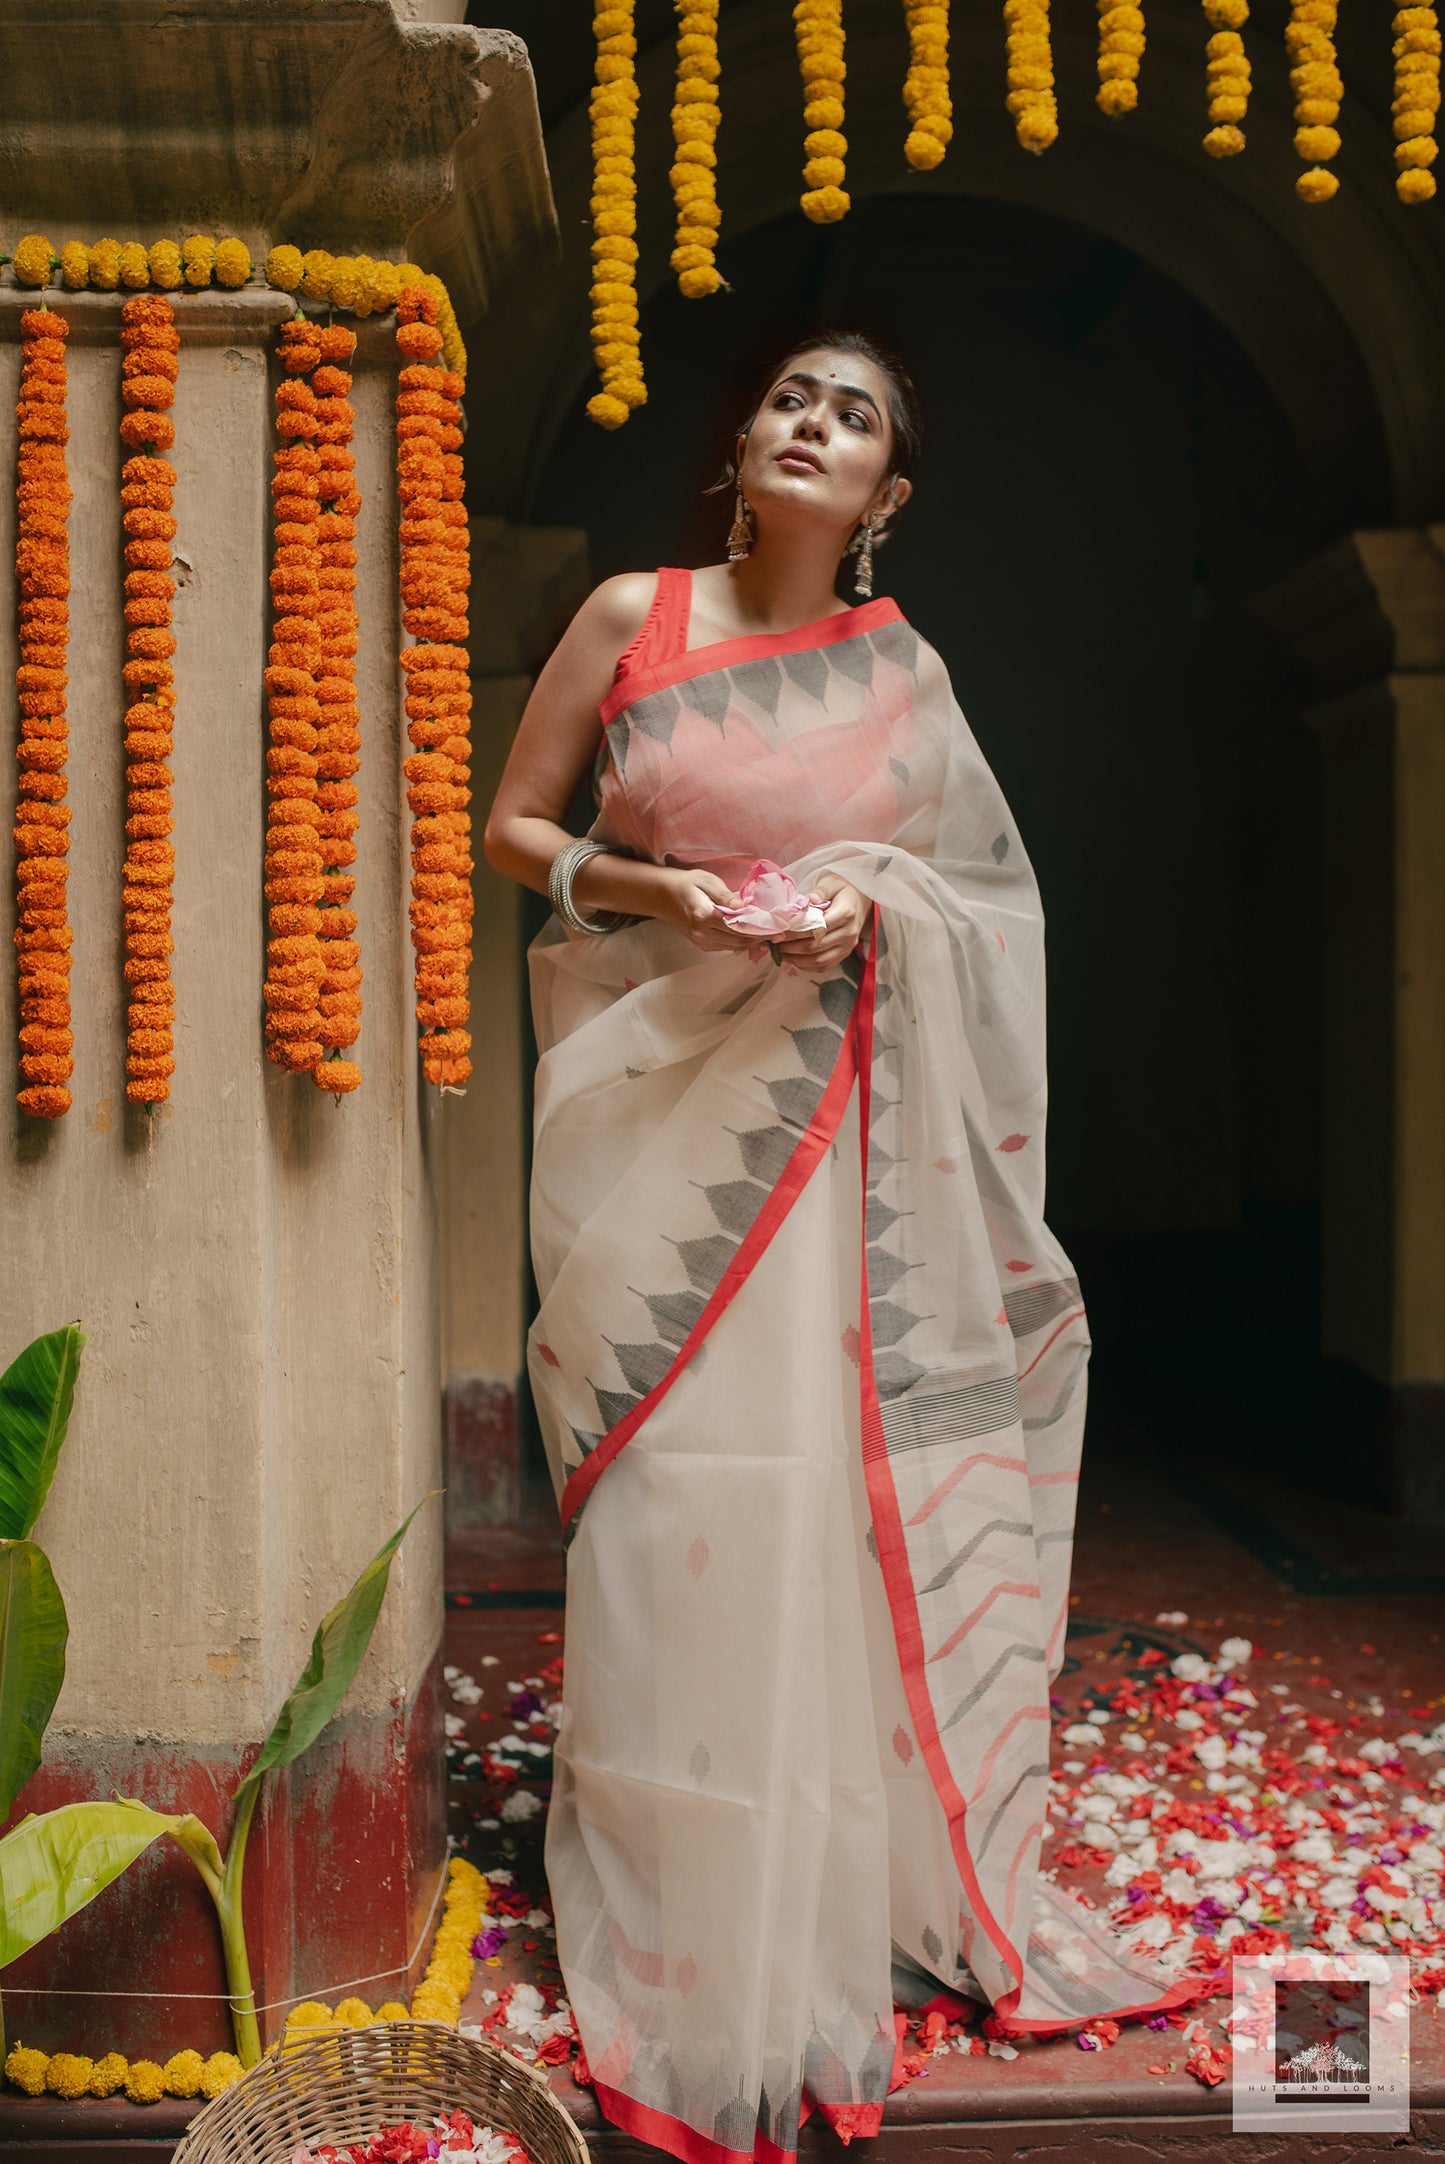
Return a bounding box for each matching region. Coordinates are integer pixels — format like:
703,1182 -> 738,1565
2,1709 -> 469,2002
715,860 -> 827,938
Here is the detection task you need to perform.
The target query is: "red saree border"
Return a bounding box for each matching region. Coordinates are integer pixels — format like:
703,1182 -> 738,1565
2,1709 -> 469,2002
597,595 -> 905,728
853,951 -> 1213,2036
592,2080 -> 778,2164
853,926 -> 1027,1997
557,939 -> 875,1530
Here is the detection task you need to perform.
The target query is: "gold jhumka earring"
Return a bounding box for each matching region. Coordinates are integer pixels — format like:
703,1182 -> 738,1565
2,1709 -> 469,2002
727,488 -> 754,560
849,516 -> 878,598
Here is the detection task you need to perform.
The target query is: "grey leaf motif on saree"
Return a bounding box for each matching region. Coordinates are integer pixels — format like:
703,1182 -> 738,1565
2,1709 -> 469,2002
828,636 -> 874,686
786,1023 -> 845,1079
763,1073 -> 824,1131
728,1122 -> 797,1184
783,647 -> 829,701
870,620 -> 919,672
635,1287 -> 707,1345
728,657 -> 783,715
689,1740 -> 712,1785
697,1177 -> 769,1236
669,1231 -> 738,1292
605,1336 -> 675,1394
631,685 -> 682,746
686,670 -> 731,727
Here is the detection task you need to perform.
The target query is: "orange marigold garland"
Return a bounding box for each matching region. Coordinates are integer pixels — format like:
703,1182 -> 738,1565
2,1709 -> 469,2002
118,294 -> 181,1108
311,324 -> 364,1096
262,317 -> 327,1075
12,307 -> 73,1119
1202,0 -> 1251,159
396,287 -> 472,1092
1393,3 -> 1440,203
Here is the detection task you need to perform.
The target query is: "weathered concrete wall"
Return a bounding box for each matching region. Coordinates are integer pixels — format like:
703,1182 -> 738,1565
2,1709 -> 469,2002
0,2 -> 556,324
0,287 -> 445,2043
440,519 -> 587,1527
1254,530 -> 1445,1521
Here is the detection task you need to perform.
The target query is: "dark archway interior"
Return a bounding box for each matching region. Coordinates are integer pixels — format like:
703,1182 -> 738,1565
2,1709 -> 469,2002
516,191 -> 1391,1501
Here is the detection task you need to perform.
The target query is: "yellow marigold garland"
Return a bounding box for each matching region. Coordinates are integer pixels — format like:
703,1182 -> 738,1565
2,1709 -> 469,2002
1005,0 -> 1059,152
118,295 -> 181,1108
410,1857 -> 488,2022
795,0 -> 849,221
396,288 -> 473,1092
1287,0 -> 1343,201
1393,3 -> 1440,201
589,1 -> 645,427
311,323 -> 365,1096
4,2044 -> 243,2102
14,235 -> 253,293
12,306 -> 73,1120
1097,0 -> 1145,117
6,236 -> 465,370
1202,0 -> 1251,158
262,318 -> 327,1076
903,0 -> 952,169
671,0 -> 724,297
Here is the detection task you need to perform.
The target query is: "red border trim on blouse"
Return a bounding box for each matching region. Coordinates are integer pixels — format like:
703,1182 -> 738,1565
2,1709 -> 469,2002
597,595 -> 905,728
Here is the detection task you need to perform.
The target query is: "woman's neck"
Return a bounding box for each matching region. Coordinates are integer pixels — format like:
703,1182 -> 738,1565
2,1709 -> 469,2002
721,525 -> 854,633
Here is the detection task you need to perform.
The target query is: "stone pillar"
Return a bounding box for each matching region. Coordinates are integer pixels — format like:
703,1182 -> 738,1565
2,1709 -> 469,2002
1253,529 -> 1445,1523
0,0 -> 553,2056
442,519 -> 588,1531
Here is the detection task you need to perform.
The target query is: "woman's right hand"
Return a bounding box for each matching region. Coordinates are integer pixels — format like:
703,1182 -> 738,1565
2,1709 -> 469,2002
649,866 -> 765,956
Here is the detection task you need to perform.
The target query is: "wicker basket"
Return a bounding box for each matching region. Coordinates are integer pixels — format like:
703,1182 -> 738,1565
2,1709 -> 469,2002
170,2024 -> 590,2164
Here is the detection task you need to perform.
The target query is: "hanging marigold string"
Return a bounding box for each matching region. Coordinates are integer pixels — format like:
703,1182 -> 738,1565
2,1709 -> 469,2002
396,286 -> 473,1091
588,2 -> 646,427
262,317 -> 327,1076
1096,0 -> 1145,117
118,294 -> 181,1108
795,0 -> 849,220
1393,4 -> 1440,202
1287,0 -> 1343,201
1202,0 -> 1251,159
311,323 -> 364,1096
12,307 -> 73,1120
671,0 -> 724,296
903,0 -> 952,169
1006,0 -> 1059,153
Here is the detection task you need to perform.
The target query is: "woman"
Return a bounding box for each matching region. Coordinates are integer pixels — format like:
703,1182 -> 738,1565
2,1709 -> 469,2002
483,334 -> 1199,2164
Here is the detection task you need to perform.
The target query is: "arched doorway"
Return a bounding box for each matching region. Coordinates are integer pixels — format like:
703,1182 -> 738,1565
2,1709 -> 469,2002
514,189 -> 1390,1502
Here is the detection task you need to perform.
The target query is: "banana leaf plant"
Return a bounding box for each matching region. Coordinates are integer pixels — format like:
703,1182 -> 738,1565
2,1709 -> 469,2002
0,1322 -> 436,2067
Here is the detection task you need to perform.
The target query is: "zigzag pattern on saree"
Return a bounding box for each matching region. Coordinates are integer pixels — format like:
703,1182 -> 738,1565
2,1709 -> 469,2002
597,621 -> 921,788
584,950 -> 892,1447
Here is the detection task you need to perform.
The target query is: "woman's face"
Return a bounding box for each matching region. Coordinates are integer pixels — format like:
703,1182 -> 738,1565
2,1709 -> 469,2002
737,347 -> 912,543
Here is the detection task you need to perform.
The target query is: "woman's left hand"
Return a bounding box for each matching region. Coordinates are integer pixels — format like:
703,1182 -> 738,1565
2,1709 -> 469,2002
766,871 -> 870,975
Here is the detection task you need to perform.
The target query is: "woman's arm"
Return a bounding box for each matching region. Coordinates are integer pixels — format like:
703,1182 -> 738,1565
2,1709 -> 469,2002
481,574 -> 760,953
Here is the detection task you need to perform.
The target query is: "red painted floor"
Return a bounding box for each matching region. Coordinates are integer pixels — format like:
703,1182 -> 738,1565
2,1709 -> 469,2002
443,1396 -> 1445,2158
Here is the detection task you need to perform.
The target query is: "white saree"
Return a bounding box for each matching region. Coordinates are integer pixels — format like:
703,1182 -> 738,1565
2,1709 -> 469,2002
525,590 -> 1196,2164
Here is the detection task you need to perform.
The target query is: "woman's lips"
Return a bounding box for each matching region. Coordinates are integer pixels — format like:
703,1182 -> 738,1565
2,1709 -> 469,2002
776,449 -> 824,472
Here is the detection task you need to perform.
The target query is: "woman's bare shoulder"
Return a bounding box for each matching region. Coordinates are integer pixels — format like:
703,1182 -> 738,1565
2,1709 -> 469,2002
573,570 -> 659,649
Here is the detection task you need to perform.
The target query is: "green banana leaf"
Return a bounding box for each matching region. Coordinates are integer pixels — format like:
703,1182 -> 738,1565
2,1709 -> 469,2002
0,1799 -> 222,1968
233,1495 -> 435,1805
0,1325 -> 84,1541
0,1541 -> 67,1819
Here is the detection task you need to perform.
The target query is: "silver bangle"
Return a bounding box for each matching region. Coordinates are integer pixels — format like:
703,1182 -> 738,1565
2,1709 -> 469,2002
548,837 -> 639,935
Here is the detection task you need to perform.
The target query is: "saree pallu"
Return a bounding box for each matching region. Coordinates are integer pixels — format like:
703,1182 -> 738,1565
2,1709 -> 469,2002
526,599 -> 1198,2164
